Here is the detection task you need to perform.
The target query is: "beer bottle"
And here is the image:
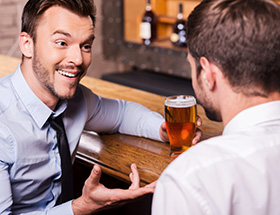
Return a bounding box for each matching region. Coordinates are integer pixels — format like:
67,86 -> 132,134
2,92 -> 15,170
170,3 -> 187,47
140,0 -> 157,45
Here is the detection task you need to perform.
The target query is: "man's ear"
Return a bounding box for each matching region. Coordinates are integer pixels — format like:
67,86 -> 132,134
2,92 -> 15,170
19,32 -> 34,59
200,57 -> 216,91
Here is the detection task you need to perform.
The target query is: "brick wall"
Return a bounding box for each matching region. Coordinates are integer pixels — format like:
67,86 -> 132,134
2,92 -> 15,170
0,0 -> 27,58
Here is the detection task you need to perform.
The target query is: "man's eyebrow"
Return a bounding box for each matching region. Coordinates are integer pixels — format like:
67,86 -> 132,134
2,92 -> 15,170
52,30 -> 71,37
86,33 -> 95,42
52,30 -> 95,42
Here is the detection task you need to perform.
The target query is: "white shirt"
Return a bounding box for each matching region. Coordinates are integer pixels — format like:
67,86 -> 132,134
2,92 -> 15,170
152,101 -> 280,215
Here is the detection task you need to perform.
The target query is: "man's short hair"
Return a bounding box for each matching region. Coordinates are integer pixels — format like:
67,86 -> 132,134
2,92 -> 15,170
21,0 -> 96,42
187,0 -> 280,96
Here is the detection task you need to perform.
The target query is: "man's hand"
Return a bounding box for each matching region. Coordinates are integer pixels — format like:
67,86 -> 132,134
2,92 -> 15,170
192,116 -> 202,145
72,163 -> 156,215
159,116 -> 202,145
159,121 -> 169,142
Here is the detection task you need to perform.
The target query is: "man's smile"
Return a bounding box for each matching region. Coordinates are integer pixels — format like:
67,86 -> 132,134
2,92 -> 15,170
56,69 -> 80,78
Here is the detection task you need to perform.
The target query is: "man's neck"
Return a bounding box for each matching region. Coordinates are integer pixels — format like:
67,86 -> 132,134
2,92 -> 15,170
221,91 -> 280,127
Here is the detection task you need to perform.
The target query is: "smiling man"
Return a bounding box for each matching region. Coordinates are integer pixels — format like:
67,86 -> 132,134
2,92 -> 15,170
0,0 -> 171,214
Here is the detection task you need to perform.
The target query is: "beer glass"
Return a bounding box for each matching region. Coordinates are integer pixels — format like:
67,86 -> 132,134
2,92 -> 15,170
164,95 -> 197,156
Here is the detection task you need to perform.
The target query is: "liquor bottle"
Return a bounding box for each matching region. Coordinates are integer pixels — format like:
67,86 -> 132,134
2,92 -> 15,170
170,3 -> 187,47
140,0 -> 157,45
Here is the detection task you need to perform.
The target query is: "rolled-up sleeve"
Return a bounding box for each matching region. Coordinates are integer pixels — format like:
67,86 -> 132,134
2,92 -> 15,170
46,201 -> 74,215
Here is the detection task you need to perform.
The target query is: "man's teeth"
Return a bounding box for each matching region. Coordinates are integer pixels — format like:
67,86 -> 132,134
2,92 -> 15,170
56,69 -> 78,78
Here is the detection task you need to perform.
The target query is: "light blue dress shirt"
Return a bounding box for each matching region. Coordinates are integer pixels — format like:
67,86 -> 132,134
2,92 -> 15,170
0,64 -> 164,214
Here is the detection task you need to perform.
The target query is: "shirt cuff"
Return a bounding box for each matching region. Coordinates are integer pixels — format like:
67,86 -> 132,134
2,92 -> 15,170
144,113 -> 165,142
48,200 -> 74,215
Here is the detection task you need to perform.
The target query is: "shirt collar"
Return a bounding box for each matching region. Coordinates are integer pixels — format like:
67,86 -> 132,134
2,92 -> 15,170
11,64 -> 67,128
52,100 -> 68,118
223,101 -> 280,135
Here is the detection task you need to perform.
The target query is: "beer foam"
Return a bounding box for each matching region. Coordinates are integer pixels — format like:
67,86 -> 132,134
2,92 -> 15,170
165,95 -> 196,108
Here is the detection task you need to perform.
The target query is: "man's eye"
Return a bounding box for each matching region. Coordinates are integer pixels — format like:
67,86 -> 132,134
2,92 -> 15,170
82,45 -> 92,52
56,41 -> 67,47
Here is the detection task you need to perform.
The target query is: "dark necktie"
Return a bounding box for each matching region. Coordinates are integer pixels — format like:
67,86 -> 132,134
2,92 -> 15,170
50,114 -> 74,204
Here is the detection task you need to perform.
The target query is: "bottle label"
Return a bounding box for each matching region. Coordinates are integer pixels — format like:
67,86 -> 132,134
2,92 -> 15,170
140,22 -> 151,39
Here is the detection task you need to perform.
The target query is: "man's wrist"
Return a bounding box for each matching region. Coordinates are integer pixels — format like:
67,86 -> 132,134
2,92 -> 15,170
72,197 -> 97,215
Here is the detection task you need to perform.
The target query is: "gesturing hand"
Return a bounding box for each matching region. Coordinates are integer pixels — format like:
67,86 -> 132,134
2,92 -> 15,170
72,163 -> 156,215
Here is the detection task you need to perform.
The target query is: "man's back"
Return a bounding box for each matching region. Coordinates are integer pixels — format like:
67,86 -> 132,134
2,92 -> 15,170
153,101 -> 280,215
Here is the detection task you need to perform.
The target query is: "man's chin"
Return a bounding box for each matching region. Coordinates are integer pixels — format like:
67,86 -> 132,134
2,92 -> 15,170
54,89 -> 77,101
58,92 -> 76,100
58,95 -> 74,100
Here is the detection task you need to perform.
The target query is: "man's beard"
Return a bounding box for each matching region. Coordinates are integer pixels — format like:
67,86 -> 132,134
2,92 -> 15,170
196,77 -> 222,122
204,105 -> 222,122
32,49 -> 83,100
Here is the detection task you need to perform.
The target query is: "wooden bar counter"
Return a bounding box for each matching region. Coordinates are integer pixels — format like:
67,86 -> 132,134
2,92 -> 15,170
0,54 -> 223,186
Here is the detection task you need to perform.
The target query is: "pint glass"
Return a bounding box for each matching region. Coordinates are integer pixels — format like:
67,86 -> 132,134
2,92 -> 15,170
164,95 -> 197,156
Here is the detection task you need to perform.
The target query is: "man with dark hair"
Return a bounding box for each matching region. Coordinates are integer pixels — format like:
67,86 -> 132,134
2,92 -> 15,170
0,0 -> 175,214
152,0 -> 280,214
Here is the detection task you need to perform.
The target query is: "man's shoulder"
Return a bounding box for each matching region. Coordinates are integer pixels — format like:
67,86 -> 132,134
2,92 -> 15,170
163,128 -> 280,179
72,84 -> 96,98
0,73 -> 13,91
166,135 -> 230,171
0,119 -> 15,163
0,74 -> 17,115
66,84 -> 100,116
69,83 -> 99,105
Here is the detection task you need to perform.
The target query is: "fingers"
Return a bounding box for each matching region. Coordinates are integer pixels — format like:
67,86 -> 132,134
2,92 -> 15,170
120,180 -> 156,200
192,115 -> 203,145
144,180 -> 157,189
113,184 -> 155,202
131,180 -> 156,196
192,128 -> 202,145
128,163 -> 156,193
86,164 -> 102,188
129,163 -> 140,190
75,163 -> 155,214
160,122 -> 169,142
196,115 -> 202,127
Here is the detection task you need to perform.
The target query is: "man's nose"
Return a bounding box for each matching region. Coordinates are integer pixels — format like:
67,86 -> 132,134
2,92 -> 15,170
68,45 -> 83,66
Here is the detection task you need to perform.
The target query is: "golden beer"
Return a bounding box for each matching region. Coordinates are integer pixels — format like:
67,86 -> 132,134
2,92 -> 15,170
165,95 -> 197,156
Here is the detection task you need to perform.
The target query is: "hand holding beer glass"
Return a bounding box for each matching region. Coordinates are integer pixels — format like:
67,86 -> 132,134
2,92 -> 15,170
164,95 -> 197,157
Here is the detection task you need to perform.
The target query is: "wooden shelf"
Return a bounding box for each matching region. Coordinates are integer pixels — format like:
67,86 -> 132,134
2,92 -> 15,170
126,37 -> 188,51
157,15 -> 177,25
124,0 -> 201,46
102,0 -> 280,79
102,0 -> 192,78
124,0 -> 280,49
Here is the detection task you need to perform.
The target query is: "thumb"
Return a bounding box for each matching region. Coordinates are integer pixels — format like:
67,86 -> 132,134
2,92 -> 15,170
129,163 -> 140,190
160,122 -> 169,142
88,164 -> 102,187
